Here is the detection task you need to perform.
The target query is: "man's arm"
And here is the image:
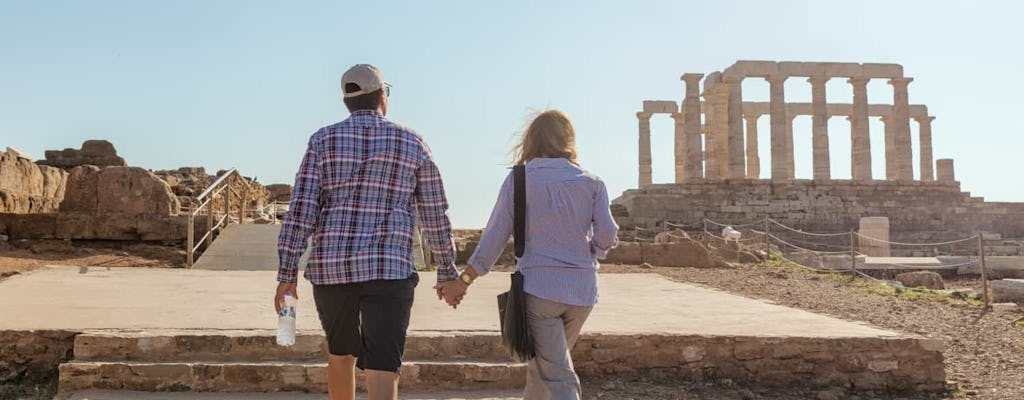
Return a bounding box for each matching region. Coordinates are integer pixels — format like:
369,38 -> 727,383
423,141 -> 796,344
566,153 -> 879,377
414,144 -> 458,283
276,133 -> 322,283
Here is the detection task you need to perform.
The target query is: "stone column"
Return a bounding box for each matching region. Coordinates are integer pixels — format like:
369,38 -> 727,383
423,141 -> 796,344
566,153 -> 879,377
681,73 -> 705,180
881,115 -> 896,181
767,75 -> 789,180
637,111 -> 653,188
702,87 -> 719,179
786,114 -> 796,179
672,112 -> 685,183
744,114 -> 760,179
724,74 -> 746,179
937,159 -> 956,182
848,77 -> 872,181
713,83 -> 730,178
915,116 -> 935,181
889,77 -> 914,180
809,75 -> 831,180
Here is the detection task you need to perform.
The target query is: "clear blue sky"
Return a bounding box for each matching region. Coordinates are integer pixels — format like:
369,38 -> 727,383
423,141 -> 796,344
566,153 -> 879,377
2,0 -> 1021,228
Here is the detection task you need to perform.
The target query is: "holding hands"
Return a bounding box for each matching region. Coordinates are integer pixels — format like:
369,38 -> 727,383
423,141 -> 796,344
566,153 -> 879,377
434,268 -> 477,309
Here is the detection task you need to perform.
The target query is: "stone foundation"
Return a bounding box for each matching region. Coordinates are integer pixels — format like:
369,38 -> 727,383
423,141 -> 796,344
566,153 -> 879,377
0,330 -> 76,385
55,331 -> 946,393
613,180 -> 1024,244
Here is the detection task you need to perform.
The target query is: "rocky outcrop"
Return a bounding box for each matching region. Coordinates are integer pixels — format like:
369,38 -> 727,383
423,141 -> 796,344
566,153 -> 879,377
61,166 -> 179,215
0,150 -> 67,213
37,140 -> 126,169
266,184 -> 293,202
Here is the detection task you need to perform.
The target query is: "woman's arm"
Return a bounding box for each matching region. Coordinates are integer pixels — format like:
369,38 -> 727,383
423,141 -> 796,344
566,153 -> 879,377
591,178 -> 619,259
466,172 -> 515,276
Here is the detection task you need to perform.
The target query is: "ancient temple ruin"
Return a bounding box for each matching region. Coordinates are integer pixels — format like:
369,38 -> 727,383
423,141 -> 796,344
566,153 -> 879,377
616,60 -> 1024,248
636,61 -> 949,186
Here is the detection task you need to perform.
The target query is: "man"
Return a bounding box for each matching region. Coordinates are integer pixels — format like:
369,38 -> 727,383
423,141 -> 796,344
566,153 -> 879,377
275,64 -> 460,400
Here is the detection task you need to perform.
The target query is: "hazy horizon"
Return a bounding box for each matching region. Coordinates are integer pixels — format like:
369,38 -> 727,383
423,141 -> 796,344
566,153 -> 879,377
3,0 -> 1022,228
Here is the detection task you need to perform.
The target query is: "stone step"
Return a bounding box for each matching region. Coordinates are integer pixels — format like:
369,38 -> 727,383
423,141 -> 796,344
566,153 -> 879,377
58,360 -> 527,393
59,389 -> 523,400
73,331 -> 511,363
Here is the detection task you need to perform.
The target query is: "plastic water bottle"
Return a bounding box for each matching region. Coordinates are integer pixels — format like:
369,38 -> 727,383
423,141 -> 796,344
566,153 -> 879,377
277,292 -> 296,346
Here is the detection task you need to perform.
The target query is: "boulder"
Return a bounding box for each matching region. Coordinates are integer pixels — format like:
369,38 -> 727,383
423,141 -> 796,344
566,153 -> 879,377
654,229 -> 689,244
38,139 -> 126,169
991,279 -> 1024,304
641,239 -> 715,268
0,151 -> 67,213
61,166 -> 179,215
60,166 -> 101,213
895,271 -> 945,290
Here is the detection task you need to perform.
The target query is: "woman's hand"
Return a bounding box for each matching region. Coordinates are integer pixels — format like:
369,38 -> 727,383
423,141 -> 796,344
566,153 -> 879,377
434,281 -> 469,309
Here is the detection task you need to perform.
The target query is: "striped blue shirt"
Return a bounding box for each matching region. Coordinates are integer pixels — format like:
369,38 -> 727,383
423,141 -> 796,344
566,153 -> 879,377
468,158 -> 619,306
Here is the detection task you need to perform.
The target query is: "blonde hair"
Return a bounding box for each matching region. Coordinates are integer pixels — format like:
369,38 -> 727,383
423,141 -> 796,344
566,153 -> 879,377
513,110 -> 578,165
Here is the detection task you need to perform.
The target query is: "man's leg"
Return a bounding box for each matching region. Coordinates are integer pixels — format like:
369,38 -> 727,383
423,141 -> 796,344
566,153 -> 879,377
313,283 -> 362,400
327,354 -> 357,400
359,273 -> 418,400
364,370 -> 399,400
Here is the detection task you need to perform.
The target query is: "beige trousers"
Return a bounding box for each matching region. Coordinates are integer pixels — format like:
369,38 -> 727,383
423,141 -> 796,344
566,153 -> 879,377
522,294 -> 594,400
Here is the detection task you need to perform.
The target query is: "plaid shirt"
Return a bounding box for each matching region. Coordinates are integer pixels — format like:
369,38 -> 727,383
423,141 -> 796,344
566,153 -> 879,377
277,110 -> 459,285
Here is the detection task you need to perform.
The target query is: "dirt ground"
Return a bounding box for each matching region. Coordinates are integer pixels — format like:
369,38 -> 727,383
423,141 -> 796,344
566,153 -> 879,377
0,240 -> 183,281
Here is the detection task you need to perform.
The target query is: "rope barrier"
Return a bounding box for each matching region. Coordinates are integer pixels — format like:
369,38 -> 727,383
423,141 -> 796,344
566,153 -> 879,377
702,217 -> 764,229
854,233 -> 979,247
768,218 -> 850,237
769,234 -> 856,255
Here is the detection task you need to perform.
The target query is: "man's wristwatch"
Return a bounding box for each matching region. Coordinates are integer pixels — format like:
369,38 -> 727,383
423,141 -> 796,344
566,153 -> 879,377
458,271 -> 475,285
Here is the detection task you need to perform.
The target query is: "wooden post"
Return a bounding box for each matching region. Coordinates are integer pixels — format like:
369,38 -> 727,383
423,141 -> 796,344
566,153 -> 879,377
187,203 -> 195,268
205,199 -> 214,247
849,231 -> 857,275
978,234 -> 991,310
238,187 -> 246,223
225,187 -> 231,226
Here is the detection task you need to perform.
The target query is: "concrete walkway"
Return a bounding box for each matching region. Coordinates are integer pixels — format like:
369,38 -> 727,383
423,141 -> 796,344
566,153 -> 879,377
0,266 -> 897,338
61,389 -> 520,400
192,224 -> 304,271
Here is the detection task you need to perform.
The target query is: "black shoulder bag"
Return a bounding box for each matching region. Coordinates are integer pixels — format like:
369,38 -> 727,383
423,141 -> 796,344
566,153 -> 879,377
496,164 -> 534,361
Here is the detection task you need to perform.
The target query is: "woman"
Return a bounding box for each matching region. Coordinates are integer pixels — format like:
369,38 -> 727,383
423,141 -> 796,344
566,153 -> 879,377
440,109 -> 619,399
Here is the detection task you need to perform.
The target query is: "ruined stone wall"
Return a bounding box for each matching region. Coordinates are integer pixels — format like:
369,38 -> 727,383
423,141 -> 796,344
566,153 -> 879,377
613,180 -> 1024,243
37,140 -> 126,169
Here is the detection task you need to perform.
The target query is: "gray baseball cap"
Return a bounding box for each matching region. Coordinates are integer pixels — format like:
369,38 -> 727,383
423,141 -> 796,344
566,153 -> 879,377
341,64 -> 390,98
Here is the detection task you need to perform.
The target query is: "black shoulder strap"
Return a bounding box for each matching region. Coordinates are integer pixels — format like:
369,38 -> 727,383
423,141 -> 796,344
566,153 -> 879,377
513,165 -> 526,259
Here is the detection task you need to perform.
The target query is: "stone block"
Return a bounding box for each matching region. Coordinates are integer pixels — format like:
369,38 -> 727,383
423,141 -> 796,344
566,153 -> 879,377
991,279 -> 1024,304
896,271 -> 945,290
641,239 -> 714,268
604,242 -> 642,265
858,217 -> 891,257
860,63 -> 903,78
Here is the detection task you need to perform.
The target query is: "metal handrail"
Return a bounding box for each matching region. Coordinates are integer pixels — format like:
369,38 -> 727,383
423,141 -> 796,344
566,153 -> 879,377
186,168 -> 253,267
